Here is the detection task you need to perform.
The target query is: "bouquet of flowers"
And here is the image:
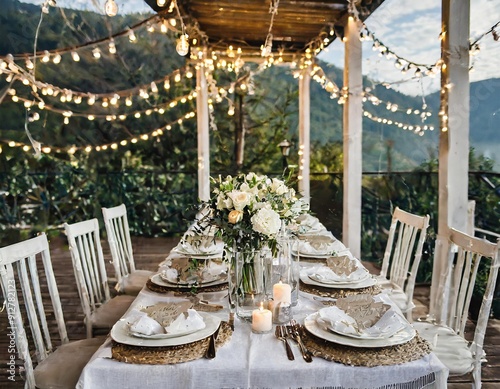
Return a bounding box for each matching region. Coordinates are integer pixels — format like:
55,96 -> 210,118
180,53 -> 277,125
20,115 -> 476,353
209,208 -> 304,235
205,172 -> 308,252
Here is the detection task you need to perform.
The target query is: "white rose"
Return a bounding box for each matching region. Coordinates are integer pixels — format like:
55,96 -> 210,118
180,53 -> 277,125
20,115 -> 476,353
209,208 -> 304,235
251,208 -> 281,237
228,190 -> 252,211
216,194 -> 233,210
270,178 -> 288,195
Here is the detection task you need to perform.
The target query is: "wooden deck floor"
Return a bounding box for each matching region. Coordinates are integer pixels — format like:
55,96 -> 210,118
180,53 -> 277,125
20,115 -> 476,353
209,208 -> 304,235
0,236 -> 499,388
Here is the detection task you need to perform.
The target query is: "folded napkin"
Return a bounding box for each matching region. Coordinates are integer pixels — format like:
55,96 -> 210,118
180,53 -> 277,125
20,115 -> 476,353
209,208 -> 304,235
294,234 -> 337,256
128,302 -> 206,337
295,214 -> 327,235
175,239 -> 224,255
160,258 -> 227,284
301,262 -> 369,284
316,295 -> 407,339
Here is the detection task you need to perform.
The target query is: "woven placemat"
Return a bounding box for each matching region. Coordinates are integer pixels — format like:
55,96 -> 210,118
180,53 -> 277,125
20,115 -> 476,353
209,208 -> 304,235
146,279 -> 228,294
301,327 -> 431,367
299,280 -> 382,299
111,321 -> 233,364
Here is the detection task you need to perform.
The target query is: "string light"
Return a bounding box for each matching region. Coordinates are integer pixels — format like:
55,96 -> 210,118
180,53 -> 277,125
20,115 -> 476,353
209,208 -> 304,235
1,111 -> 197,154
105,0 -> 118,17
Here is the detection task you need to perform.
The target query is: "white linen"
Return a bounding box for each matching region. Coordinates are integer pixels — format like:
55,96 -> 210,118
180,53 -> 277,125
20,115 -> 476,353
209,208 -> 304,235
77,287 -> 448,389
128,310 -> 165,336
301,261 -> 369,284
294,214 -> 327,235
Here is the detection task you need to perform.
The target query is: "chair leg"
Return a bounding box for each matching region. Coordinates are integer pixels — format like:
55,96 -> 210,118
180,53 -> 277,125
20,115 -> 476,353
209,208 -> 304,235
472,363 -> 482,389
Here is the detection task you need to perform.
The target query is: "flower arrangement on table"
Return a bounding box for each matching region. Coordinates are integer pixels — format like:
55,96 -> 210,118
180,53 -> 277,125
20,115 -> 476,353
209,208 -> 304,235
200,172 -> 308,315
205,172 -> 308,252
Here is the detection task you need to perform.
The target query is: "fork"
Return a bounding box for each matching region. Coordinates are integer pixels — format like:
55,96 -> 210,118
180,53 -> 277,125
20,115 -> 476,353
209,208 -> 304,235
275,325 -> 295,360
288,320 -> 313,362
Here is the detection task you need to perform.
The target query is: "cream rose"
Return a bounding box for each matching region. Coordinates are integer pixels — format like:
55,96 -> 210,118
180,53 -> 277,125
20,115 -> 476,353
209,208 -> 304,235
251,208 -> 281,236
228,210 -> 244,224
228,190 -> 252,211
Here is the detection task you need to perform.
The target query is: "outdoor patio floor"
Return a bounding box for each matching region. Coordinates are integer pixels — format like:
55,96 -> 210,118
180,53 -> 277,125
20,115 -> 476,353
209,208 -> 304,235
0,235 -> 499,388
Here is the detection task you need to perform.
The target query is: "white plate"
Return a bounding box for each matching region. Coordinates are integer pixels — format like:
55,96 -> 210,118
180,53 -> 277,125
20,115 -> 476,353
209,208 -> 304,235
304,312 -> 415,348
150,273 -> 227,288
111,312 -> 221,347
293,251 -> 333,259
307,269 -> 371,285
300,272 -> 376,289
130,326 -> 201,340
159,271 -> 225,285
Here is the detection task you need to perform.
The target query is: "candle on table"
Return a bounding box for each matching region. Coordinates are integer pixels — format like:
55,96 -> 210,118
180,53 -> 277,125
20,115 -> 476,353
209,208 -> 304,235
252,302 -> 272,333
273,280 -> 292,305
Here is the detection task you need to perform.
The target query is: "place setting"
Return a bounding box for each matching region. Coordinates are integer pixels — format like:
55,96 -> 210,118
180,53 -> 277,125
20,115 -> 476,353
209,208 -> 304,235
297,294 -> 432,367
148,255 -> 229,294
110,300 -> 233,364
299,254 -> 382,299
292,232 -> 346,261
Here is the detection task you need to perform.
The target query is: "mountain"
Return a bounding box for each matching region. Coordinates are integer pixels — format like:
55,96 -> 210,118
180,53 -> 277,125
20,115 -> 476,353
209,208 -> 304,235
0,0 -> 498,172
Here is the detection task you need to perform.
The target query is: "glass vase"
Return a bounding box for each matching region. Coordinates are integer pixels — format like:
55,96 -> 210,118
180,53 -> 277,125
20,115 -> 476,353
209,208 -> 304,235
228,248 -> 268,321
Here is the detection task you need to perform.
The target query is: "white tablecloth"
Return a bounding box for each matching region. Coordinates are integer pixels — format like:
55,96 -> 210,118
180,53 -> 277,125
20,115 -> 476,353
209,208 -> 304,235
77,286 -> 448,389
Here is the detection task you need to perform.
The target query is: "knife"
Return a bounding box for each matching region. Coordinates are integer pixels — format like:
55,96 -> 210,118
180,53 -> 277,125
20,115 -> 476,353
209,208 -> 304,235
205,324 -> 221,359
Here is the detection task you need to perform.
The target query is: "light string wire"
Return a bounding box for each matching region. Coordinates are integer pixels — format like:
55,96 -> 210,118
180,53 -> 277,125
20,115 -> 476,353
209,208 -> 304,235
261,0 -> 280,57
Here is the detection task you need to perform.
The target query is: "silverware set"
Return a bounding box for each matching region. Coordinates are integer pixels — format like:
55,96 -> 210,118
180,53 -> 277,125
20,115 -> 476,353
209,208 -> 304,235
274,321 -> 313,362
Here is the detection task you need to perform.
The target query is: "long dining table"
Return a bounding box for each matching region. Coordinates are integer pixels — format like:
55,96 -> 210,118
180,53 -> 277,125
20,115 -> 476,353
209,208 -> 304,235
76,236 -> 448,389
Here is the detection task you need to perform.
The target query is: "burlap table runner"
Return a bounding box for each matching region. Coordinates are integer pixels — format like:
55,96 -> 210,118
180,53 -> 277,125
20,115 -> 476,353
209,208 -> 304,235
111,321 -> 233,364
300,326 -> 432,367
146,279 -> 228,294
300,279 -> 382,299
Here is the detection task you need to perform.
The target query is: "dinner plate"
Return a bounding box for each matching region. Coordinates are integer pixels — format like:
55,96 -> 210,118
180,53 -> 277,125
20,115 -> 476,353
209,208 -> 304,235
300,272 -> 376,289
307,269 -> 371,285
159,270 -> 225,285
130,326 -> 201,340
150,273 -> 227,288
304,312 -> 415,348
111,311 -> 221,347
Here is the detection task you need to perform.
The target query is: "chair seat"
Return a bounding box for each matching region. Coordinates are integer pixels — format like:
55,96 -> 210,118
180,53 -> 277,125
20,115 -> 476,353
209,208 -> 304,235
375,276 -> 414,313
90,294 -> 135,328
34,337 -> 105,389
413,322 -> 474,376
120,269 -> 155,295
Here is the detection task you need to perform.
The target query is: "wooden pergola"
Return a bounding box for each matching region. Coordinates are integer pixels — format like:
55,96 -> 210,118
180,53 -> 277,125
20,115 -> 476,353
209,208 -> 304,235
144,0 -> 472,317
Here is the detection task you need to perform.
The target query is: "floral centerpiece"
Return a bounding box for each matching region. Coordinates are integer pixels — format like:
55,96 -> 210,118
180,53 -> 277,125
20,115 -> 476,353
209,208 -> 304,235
207,172 -> 306,251
202,172 -> 308,318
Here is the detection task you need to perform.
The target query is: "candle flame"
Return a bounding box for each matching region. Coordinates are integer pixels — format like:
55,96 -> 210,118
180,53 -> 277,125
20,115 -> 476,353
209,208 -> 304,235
259,302 -> 264,311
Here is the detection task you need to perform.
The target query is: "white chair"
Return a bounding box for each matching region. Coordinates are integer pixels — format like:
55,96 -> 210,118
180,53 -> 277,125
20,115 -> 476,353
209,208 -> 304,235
102,204 -> 154,295
377,207 -> 430,321
413,228 -> 500,388
0,233 -> 105,389
64,219 -> 135,338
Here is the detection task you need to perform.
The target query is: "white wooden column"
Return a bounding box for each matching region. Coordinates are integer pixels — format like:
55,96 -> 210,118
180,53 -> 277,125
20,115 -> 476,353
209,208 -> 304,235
196,62 -> 210,202
429,0 -> 470,320
342,16 -> 363,259
298,67 -> 311,202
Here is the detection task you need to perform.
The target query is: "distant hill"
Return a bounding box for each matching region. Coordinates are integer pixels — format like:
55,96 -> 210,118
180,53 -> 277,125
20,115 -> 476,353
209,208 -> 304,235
0,0 -> 498,172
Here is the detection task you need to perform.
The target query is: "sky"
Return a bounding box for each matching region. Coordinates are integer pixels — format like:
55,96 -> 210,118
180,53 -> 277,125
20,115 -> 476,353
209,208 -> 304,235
21,0 -> 500,96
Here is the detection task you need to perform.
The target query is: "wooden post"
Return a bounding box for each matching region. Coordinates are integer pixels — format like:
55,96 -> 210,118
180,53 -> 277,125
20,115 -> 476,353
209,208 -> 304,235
196,62 -> 210,201
298,66 -> 311,202
430,0 -> 470,320
343,16 -> 363,259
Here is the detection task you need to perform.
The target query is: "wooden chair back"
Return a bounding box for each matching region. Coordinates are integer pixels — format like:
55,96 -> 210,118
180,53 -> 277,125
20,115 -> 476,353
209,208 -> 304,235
64,219 -> 110,338
380,207 -> 430,298
0,234 -> 68,388
102,204 -> 135,289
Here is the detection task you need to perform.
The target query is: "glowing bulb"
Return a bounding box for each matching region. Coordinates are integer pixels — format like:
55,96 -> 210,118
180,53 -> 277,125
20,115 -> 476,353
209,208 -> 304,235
42,51 -> 50,62
125,97 -> 132,106
157,0 -> 166,6
88,95 -> 95,105
71,51 -> 80,62
174,73 -> 181,83
164,79 -> 170,89
128,29 -> 137,42
109,40 -> 116,54
105,0 -> 118,17
25,58 -> 34,69
52,53 -> 61,64
176,34 -> 189,56
150,82 -> 158,93
92,48 -> 101,59
169,18 -> 177,27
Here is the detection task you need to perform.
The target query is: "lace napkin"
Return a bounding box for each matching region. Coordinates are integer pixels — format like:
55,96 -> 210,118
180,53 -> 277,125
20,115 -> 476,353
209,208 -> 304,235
316,294 -> 407,339
128,302 -> 206,337
294,234 -> 337,256
301,262 -> 369,284
160,258 -> 227,284
295,214 -> 327,235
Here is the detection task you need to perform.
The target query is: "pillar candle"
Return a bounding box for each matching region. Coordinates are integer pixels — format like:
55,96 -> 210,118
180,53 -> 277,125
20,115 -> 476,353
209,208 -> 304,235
252,302 -> 272,333
273,280 -> 292,305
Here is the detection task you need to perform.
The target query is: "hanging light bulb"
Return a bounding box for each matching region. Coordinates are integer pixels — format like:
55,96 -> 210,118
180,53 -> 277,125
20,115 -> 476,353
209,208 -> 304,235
176,34 -> 189,56
128,29 -> 137,42
92,48 -> 101,59
157,0 -> 166,6
71,51 -> 80,62
109,40 -> 116,54
105,0 -> 118,17
52,53 -> 62,64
